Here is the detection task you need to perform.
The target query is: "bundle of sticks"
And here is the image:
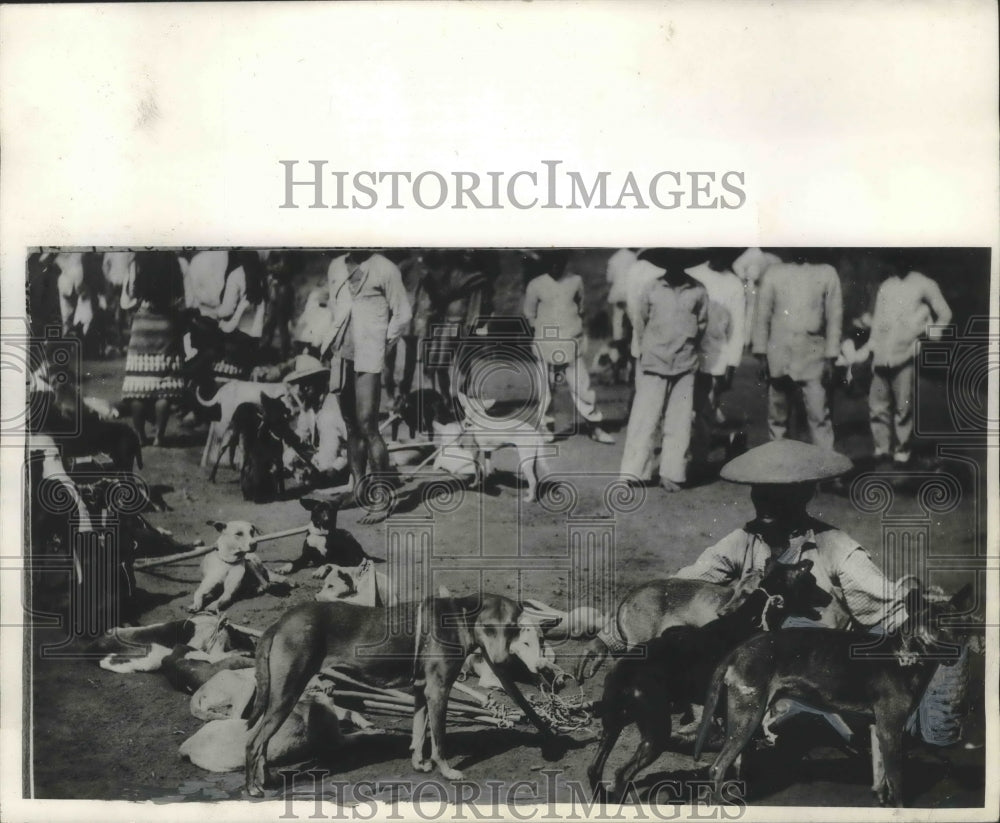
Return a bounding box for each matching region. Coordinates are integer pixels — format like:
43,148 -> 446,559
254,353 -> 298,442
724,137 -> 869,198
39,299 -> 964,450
320,667 -> 524,729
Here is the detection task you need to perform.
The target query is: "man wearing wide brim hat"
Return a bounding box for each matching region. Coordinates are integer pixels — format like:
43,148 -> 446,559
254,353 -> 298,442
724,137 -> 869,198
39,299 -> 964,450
675,439 -> 975,748
282,354 -> 348,481
673,440 -> 904,630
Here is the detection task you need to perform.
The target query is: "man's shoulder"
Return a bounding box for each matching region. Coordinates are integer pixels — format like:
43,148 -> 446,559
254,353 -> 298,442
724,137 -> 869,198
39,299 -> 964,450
810,520 -> 862,554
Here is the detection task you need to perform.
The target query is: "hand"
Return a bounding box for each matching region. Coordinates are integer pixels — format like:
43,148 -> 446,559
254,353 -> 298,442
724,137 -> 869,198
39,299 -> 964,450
756,354 -> 769,383
721,365 -> 735,392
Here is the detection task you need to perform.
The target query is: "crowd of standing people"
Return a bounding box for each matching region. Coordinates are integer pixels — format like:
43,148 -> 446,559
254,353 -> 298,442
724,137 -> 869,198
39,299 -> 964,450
27,245 -> 954,515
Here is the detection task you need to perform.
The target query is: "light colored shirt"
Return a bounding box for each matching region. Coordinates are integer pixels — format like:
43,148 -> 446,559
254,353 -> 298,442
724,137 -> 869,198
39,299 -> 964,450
673,522 -> 905,630
102,251 -> 135,289
869,271 -> 952,368
606,248 -> 638,305
182,250 -> 229,315
217,266 -> 265,338
752,262 -> 843,381
324,253 -> 412,374
732,247 -> 781,285
635,274 -> 708,377
523,273 -> 585,365
687,262 -> 746,375
624,259 -> 667,358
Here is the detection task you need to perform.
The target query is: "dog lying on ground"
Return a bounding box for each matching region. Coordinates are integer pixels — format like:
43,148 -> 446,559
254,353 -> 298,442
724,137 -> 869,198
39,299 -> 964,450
189,521 -> 293,613
278,495 -> 373,576
160,641 -> 256,695
576,575 -> 768,682
245,593 -> 563,796
587,560 -> 831,796
454,391 -> 553,502
694,583 -> 974,808
93,613 -> 238,674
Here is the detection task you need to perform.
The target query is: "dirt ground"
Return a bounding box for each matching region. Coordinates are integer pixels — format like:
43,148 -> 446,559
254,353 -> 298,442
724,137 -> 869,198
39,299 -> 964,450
27,276 -> 988,809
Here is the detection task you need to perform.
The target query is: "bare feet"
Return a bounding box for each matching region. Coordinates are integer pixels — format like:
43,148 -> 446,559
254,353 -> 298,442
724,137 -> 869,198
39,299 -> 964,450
661,480 -> 682,493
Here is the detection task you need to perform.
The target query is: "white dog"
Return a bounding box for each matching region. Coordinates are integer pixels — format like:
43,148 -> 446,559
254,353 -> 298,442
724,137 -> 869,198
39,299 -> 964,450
197,381 -> 289,469
189,521 -> 291,614
455,392 -> 554,502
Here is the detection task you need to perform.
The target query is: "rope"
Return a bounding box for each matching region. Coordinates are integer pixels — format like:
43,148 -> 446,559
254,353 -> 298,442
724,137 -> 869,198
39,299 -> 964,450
527,681 -> 594,734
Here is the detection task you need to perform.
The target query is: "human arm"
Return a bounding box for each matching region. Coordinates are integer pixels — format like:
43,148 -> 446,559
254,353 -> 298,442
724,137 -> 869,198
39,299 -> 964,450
836,546 -> 908,631
383,260 -> 412,346
923,278 -> 952,340
522,278 -> 541,331
672,531 -> 746,584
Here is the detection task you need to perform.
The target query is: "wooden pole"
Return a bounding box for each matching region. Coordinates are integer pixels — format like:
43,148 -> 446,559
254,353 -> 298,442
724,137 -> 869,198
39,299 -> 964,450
134,523 -> 310,571
134,543 -> 213,570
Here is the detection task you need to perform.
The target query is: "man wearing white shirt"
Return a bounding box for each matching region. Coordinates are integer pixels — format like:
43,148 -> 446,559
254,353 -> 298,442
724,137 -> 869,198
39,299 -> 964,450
732,247 -> 781,351
605,248 -> 639,366
322,250 -> 412,523
868,255 -> 952,466
687,251 -> 746,469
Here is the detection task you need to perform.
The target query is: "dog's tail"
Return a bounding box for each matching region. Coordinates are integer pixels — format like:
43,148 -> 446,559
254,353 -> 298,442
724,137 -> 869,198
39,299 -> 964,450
243,626 -> 276,724
195,383 -> 223,409
694,656 -> 730,762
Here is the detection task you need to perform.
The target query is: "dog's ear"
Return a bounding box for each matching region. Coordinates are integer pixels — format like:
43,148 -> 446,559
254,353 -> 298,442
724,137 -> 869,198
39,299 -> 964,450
208,520 -> 227,532
300,497 -> 319,512
795,559 -> 814,574
905,585 -> 927,616
250,524 -> 262,537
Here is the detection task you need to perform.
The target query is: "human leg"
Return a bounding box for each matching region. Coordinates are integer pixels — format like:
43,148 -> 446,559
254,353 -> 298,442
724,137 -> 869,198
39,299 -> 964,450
619,371 -> 667,482
801,377 -> 834,450
659,371 -> 695,487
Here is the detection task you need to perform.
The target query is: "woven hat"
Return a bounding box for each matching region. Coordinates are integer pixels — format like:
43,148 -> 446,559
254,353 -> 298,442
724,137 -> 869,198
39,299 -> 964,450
285,354 -> 328,384
720,440 -> 853,484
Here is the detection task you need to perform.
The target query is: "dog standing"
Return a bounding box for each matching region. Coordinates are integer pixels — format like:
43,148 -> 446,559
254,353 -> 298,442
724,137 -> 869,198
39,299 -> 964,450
189,521 -> 291,614
196,380 -> 289,470
587,560 -> 831,795
245,593 -> 561,796
455,391 -> 553,502
576,575 -> 766,682
695,584 -> 974,807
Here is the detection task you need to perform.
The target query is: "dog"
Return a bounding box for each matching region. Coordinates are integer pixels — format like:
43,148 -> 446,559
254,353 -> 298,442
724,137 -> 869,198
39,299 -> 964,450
389,389 -> 446,441
238,395 -> 288,502
196,379 -> 289,469
454,391 -> 553,502
189,521 -> 291,614
208,401 -> 261,482
587,559 -> 831,796
277,495 -> 372,576
576,575 -> 767,682
245,593 -> 563,796
93,613 -> 237,674
694,583 -> 974,808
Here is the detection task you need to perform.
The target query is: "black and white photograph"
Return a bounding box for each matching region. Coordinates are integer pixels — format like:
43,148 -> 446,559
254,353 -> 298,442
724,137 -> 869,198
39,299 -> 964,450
1,3 -> 997,822
18,245 -> 993,809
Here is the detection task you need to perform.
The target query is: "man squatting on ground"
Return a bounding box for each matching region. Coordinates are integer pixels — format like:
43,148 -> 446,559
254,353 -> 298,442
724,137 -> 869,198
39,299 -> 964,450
674,439 -> 971,746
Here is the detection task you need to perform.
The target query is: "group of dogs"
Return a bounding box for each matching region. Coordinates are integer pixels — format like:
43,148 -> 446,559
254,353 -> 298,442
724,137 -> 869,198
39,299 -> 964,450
96,505 -> 974,809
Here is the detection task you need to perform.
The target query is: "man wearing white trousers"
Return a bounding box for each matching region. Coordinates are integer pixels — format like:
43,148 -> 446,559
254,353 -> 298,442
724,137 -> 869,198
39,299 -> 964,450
523,250 -> 615,444
868,254 -> 951,466
619,251 -> 708,491
753,251 -> 842,451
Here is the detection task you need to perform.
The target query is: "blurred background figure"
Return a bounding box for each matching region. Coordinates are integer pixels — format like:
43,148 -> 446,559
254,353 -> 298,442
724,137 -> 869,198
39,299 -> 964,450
120,251 -> 188,446
868,251 -> 952,467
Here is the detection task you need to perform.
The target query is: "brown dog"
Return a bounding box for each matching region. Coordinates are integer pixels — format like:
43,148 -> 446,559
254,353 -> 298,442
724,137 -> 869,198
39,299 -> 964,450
576,574 -> 767,682
245,593 -> 562,796
695,584 -> 974,807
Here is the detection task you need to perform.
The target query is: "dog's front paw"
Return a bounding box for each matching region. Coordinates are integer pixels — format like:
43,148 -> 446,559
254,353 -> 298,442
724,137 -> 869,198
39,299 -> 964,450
412,755 -> 433,773
438,764 -> 464,781
277,562 -> 295,575
522,490 -> 537,504
186,604 -> 201,614
312,564 -> 333,580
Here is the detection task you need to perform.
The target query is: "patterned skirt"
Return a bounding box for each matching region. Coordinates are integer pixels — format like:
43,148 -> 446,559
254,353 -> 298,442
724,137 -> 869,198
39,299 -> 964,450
121,306 -> 186,400
212,331 -> 255,381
